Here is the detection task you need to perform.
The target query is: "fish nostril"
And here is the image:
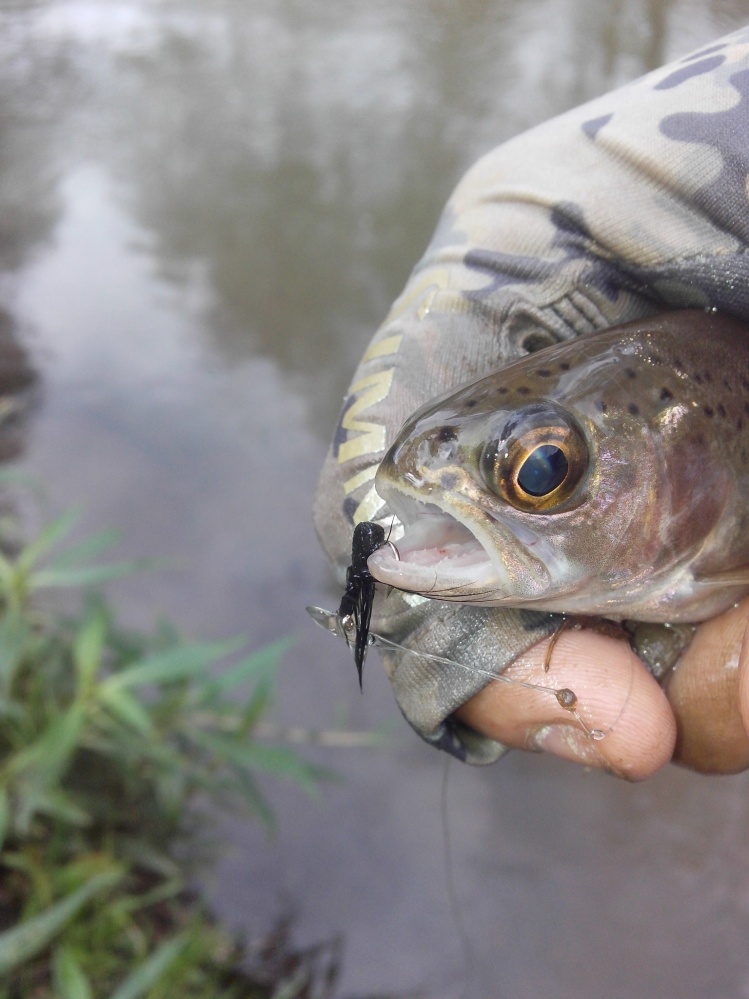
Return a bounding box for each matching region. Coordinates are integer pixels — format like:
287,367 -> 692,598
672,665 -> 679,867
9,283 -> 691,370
435,425 -> 457,443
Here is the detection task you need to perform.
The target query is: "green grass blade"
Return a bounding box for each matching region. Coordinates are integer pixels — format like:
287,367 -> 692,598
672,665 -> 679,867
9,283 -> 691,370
0,611 -> 30,689
97,686 -> 153,734
102,638 -> 244,693
7,703 -> 86,784
0,551 -> 16,595
109,930 -> 192,999
30,560 -> 154,590
208,637 -> 294,696
53,945 -> 94,999
73,610 -> 107,693
45,529 -> 121,569
235,770 -> 276,830
188,729 -> 334,794
21,787 -> 91,828
15,508 -> 79,573
0,869 -> 122,975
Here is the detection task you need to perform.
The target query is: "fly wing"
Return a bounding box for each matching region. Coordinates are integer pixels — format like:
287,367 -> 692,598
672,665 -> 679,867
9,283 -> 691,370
353,577 -> 376,689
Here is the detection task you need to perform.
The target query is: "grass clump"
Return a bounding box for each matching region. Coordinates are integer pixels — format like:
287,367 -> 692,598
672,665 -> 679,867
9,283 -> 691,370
0,509 -> 333,998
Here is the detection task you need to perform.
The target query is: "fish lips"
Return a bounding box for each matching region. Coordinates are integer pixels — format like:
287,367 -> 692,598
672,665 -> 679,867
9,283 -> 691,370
367,483 -> 555,605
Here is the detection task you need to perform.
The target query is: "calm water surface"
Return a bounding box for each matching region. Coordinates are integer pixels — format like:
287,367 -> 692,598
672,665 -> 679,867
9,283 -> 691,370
3,2 -> 749,996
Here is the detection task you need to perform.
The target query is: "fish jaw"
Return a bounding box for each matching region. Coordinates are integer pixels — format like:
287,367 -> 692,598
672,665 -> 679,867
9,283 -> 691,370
367,476 -> 558,605
366,499 -> 502,599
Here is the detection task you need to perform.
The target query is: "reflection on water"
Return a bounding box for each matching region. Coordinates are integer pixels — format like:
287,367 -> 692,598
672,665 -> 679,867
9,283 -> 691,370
2,1 -> 749,997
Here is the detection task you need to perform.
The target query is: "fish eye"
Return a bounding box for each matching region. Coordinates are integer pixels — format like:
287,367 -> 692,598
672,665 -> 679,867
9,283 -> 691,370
516,444 -> 569,496
480,409 -> 588,512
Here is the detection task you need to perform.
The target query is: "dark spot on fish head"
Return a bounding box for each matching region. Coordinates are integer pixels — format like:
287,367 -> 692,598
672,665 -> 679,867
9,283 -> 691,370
628,403 -> 640,416
625,368 -> 637,379
559,361 -> 571,371
717,403 -> 727,419
465,399 -> 478,409
674,357 -> 685,372
737,417 -> 744,432
694,372 -> 704,385
496,386 -> 508,396
703,405 -> 714,418
517,385 -> 531,395
703,370 -> 712,383
660,386 -> 673,401
436,425 -> 457,443
537,368 -> 552,377
596,399 -> 607,414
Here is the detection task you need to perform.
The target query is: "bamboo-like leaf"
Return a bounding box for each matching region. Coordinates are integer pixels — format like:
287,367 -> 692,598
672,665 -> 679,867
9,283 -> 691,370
0,610 -> 30,689
113,876 -> 185,916
102,638 -> 244,693
15,508 -> 80,574
73,610 -> 107,693
7,703 -> 86,783
97,685 -> 153,734
0,868 -> 122,974
109,930 -> 192,999
240,674 -> 275,732
188,729 -> 333,793
0,551 -> 17,597
235,770 -> 276,830
207,637 -> 294,696
31,560 -> 154,590
45,528 -> 121,569
53,945 -> 94,999
18,786 -> 91,829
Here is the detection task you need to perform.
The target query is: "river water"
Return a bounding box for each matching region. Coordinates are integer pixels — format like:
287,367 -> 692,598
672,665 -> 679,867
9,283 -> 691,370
3,2 -> 749,997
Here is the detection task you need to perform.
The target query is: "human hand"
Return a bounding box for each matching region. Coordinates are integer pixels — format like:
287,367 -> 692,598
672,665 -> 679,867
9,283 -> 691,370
456,598 -> 749,780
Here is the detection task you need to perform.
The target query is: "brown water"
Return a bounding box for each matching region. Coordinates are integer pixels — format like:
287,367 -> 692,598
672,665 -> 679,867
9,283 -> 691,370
3,2 -> 749,996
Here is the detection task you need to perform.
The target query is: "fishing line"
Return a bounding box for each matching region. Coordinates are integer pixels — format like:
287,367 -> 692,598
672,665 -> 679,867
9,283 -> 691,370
440,756 -> 476,999
369,629 -> 610,742
307,604 -> 628,743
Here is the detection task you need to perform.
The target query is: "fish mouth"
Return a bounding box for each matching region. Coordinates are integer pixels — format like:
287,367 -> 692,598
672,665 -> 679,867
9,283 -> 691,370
366,493 -> 504,601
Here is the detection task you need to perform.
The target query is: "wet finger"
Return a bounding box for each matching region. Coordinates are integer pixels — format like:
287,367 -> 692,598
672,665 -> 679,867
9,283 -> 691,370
456,627 -> 675,781
666,597 -> 749,774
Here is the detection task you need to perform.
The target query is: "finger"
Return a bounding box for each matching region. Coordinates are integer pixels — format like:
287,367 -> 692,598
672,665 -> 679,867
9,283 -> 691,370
455,626 -> 675,781
666,597 -> 749,774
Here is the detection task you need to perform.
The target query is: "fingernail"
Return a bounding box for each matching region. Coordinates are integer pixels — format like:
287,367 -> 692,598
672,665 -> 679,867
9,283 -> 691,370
530,724 -> 602,767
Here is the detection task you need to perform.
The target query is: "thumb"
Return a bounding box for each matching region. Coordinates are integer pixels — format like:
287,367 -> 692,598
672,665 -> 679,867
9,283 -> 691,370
666,597 -> 749,774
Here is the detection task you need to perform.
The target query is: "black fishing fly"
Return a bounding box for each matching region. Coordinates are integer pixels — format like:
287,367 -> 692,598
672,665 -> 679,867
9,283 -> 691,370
338,521 -> 386,689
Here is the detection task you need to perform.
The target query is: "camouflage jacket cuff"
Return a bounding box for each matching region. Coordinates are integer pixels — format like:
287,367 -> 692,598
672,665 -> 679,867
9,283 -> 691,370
375,598 -> 559,765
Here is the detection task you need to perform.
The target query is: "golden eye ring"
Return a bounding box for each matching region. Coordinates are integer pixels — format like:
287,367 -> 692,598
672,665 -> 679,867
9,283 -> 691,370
483,423 -> 588,513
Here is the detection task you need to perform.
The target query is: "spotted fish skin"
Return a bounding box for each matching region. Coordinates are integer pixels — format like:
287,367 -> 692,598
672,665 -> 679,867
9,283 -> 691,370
369,311 -> 749,623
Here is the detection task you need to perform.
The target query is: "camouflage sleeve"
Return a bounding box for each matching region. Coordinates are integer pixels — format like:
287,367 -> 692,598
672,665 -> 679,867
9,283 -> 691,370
313,26 -> 749,764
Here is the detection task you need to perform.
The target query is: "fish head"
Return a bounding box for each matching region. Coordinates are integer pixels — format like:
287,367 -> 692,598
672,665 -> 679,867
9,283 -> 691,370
367,318 -> 739,616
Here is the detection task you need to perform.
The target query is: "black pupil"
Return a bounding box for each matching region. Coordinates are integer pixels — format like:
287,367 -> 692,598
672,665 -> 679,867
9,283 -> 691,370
517,445 -> 568,496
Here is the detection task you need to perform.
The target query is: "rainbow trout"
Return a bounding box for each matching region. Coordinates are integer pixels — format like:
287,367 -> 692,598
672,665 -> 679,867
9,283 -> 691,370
368,311 -> 749,623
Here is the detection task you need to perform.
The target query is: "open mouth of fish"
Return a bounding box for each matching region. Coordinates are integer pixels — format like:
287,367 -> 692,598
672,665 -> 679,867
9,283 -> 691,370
366,495 -> 504,598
